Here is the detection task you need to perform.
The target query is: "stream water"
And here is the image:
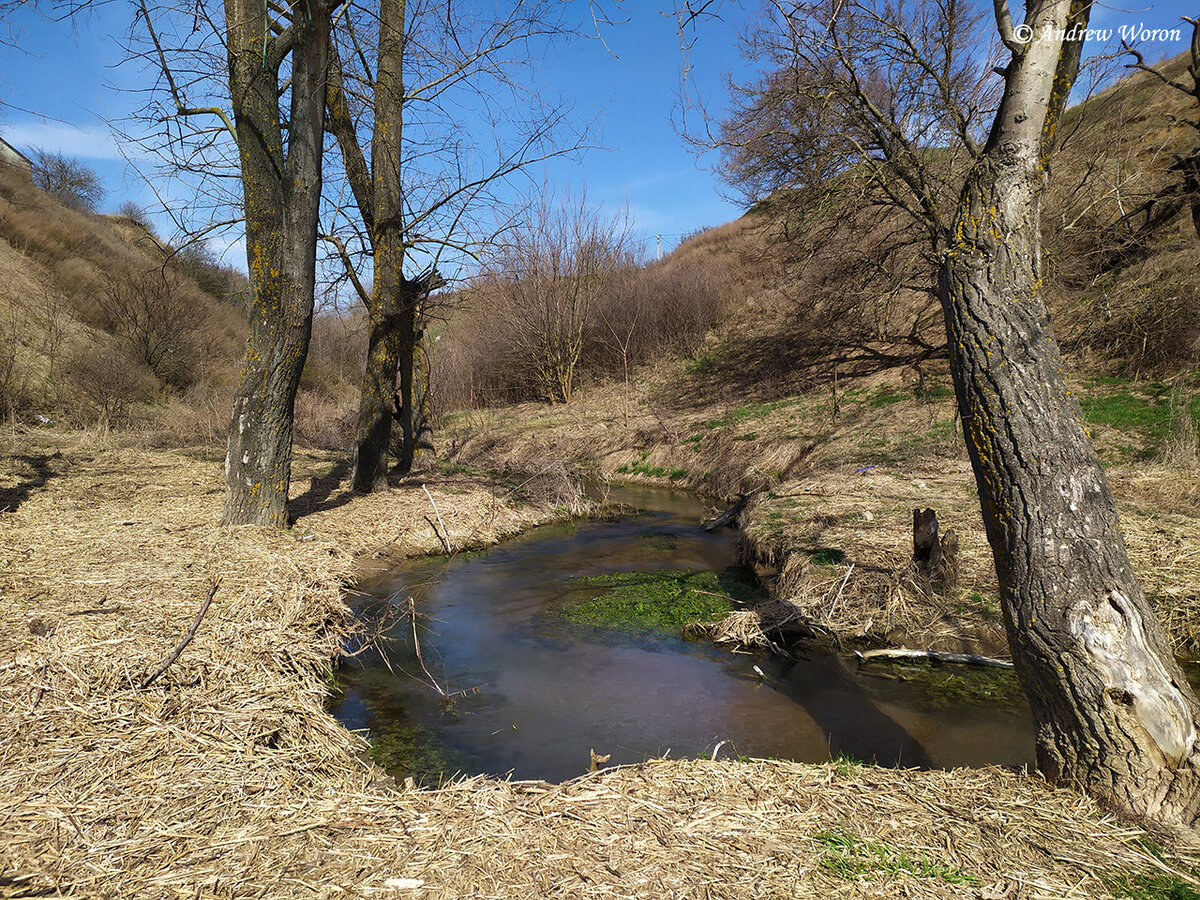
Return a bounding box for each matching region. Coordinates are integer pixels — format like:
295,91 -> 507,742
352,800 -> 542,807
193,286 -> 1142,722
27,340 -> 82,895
332,486 -> 1035,784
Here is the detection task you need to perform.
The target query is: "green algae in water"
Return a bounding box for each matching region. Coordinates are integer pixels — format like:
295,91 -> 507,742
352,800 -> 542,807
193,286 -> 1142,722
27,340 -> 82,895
368,718 -> 464,788
563,567 -> 760,634
892,664 -> 1026,713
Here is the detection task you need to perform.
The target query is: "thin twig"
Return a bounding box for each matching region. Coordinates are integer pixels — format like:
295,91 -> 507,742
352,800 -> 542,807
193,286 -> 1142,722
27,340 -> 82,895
826,564 -> 855,621
422,484 -> 453,553
139,578 -> 220,689
408,596 -> 447,699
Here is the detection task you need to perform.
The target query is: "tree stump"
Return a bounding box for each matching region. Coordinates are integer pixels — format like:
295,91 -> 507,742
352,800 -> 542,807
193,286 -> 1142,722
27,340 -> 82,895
912,508 -> 958,595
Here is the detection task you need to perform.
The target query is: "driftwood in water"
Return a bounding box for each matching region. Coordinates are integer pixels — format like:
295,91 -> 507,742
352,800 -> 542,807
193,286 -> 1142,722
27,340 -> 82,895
854,647 -> 1014,669
912,508 -> 958,594
703,490 -> 760,532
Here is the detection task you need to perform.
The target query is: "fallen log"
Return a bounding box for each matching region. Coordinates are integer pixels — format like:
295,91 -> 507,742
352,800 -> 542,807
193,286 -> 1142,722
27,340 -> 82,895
702,490 -> 760,531
853,647 -> 1015,669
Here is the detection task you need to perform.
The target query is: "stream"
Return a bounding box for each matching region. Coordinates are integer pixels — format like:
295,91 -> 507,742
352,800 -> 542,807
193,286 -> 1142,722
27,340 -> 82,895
332,485 -> 1035,784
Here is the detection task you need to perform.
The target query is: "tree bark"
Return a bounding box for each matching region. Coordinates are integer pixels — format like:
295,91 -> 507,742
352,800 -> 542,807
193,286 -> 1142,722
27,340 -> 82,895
347,0 -> 423,490
940,0 -> 1200,829
222,0 -> 331,526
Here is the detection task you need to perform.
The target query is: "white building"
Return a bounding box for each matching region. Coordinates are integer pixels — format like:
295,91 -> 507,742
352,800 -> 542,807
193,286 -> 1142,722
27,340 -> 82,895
0,135 -> 33,180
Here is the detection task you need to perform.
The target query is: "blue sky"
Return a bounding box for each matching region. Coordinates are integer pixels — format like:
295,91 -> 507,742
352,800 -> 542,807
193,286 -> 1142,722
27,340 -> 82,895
0,1 -> 755,260
0,0 -> 1196,264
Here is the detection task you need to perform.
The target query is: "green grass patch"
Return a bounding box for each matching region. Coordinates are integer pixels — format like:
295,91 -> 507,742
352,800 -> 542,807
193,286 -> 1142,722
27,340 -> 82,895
436,460 -> 485,478
807,547 -> 846,565
917,382 -> 956,402
687,348 -> 722,374
870,388 -> 910,408
564,568 -> 759,633
1077,383 -> 1200,460
830,752 -> 867,777
704,398 -> 796,429
812,829 -> 980,885
614,450 -> 686,481
1105,872 -> 1200,900
1081,391 -> 1174,435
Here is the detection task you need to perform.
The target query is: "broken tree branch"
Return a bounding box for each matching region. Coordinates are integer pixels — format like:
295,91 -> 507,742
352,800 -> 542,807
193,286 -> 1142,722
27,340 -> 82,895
854,647 -> 1015,669
422,484 -> 453,553
139,577 -> 221,689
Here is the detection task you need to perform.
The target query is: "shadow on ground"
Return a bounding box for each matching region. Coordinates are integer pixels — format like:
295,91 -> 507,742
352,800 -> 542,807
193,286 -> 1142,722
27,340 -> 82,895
1,452 -> 65,513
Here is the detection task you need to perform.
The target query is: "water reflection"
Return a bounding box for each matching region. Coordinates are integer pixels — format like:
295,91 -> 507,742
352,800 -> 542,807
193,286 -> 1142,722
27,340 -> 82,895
333,486 -> 1034,783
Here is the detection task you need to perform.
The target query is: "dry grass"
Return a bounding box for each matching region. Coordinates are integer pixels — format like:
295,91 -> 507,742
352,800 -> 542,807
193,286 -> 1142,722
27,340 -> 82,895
2,432 -> 1198,898
729,467 -> 1006,655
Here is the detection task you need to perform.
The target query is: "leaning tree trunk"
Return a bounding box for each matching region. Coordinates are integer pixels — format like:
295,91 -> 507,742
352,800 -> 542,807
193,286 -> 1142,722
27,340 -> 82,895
222,0 -> 331,526
939,0 -> 1200,829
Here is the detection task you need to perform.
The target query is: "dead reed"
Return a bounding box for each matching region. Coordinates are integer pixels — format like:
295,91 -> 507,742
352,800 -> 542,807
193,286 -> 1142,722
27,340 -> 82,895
1,437 -> 1196,898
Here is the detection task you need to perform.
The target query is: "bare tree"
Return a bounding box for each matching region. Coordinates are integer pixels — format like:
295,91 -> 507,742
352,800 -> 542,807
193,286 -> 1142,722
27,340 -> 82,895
940,0 -> 1200,829
30,148 -> 105,212
96,264 -> 207,388
700,0 -> 1200,830
321,0 -> 589,489
134,0 -> 337,526
709,0 -> 999,367
481,191 -> 634,404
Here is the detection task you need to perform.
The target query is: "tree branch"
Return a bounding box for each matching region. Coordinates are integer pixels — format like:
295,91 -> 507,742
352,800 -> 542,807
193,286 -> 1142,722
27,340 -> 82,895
139,578 -> 221,689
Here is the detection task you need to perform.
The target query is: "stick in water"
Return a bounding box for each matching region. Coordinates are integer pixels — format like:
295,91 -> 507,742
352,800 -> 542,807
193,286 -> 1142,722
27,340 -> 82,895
140,577 -> 221,689
854,647 -> 1014,669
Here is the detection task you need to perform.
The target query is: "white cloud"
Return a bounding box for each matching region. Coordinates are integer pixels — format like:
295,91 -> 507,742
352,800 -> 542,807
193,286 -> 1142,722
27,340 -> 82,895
0,120 -> 127,161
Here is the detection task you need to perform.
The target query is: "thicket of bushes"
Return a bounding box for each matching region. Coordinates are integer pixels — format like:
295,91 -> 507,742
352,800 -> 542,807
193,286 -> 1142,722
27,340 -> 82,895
429,252 -> 732,412
1042,56 -> 1200,377
0,168 -> 248,430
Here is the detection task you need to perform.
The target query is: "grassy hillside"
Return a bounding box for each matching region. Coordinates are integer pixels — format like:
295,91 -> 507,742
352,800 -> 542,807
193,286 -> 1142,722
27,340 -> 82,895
435,55 -> 1200,658
0,168 -> 363,447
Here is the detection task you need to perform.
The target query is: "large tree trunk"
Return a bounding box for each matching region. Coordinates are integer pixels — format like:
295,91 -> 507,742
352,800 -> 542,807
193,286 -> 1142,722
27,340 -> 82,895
352,267 -> 420,490
350,0 -> 416,490
222,0 -> 330,526
940,0 -> 1200,829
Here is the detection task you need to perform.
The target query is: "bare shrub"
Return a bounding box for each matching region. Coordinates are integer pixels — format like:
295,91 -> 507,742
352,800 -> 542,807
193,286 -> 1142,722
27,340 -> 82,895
63,344 -> 158,426
0,299 -> 33,416
478,192 -> 636,404
116,201 -> 149,226
169,240 -> 250,309
589,257 -> 730,368
1063,264 -> 1200,375
308,311 -> 366,386
293,387 -> 356,450
431,233 -> 731,415
96,266 -> 209,389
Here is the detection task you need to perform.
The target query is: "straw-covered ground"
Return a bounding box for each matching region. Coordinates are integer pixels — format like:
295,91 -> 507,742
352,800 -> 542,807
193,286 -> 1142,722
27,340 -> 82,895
3,432 -> 1200,898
